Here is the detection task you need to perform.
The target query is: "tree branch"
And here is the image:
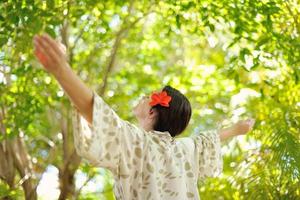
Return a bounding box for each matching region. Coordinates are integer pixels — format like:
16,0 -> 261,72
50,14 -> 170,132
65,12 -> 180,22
12,137 -> 37,200
69,16 -> 91,65
98,1 -> 155,95
74,175 -> 94,199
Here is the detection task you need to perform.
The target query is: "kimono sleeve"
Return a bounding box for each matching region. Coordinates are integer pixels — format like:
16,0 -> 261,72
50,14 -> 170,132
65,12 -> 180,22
71,90 -> 146,175
191,129 -> 223,182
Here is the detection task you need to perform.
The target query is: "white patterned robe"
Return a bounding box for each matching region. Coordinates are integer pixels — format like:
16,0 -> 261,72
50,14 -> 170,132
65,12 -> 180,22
71,91 -> 223,200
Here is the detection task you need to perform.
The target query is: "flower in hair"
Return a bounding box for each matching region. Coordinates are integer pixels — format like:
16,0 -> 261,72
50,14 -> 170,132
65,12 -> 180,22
149,91 -> 172,107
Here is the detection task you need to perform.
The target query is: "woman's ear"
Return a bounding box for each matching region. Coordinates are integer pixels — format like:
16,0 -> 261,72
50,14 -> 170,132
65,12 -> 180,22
149,108 -> 158,119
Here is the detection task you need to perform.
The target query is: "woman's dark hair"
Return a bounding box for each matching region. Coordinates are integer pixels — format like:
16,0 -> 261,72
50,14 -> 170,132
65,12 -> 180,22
152,85 -> 192,137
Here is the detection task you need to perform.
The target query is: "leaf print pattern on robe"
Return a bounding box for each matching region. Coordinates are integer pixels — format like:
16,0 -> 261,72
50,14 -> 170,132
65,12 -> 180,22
191,130 -> 223,182
71,91 -> 147,175
71,91 -> 223,200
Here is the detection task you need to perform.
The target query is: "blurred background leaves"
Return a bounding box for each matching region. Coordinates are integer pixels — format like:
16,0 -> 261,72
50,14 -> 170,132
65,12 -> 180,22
0,0 -> 299,199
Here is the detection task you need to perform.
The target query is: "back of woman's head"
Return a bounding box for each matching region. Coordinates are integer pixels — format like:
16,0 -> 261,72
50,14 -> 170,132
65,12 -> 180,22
152,85 -> 192,137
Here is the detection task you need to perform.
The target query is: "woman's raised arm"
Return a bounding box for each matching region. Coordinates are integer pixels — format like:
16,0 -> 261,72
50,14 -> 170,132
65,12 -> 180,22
218,119 -> 256,142
33,34 -> 93,124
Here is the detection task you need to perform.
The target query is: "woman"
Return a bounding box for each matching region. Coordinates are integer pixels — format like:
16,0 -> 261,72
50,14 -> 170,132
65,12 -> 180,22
33,34 -> 255,200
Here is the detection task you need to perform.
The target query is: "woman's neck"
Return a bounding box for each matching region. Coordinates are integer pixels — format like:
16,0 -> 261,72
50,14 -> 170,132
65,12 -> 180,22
138,119 -> 154,132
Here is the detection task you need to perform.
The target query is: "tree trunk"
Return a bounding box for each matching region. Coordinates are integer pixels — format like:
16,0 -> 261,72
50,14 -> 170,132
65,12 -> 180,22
12,137 -> 38,200
58,103 -> 81,200
0,109 -> 16,188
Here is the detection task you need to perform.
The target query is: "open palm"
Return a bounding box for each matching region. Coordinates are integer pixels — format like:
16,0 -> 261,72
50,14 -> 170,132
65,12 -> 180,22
33,34 -> 68,76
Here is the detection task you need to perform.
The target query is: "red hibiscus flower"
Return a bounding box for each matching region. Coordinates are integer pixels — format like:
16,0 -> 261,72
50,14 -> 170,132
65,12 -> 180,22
149,91 -> 172,107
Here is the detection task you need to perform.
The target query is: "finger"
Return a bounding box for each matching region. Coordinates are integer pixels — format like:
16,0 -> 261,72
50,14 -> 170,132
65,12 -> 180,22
247,119 -> 255,128
34,39 -> 51,65
34,36 -> 60,63
34,36 -> 52,61
55,40 -> 68,59
251,119 -> 256,127
249,119 -> 255,124
34,49 -> 48,66
34,43 -> 49,65
55,39 -> 67,53
41,34 -> 65,59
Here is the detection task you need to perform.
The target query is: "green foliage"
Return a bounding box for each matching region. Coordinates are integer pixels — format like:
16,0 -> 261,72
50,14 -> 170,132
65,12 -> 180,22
0,181 -> 23,199
0,0 -> 299,199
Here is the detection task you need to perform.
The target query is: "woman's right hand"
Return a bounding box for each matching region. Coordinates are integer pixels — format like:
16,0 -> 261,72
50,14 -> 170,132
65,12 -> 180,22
233,119 -> 256,136
33,34 -> 69,77
219,118 -> 255,141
